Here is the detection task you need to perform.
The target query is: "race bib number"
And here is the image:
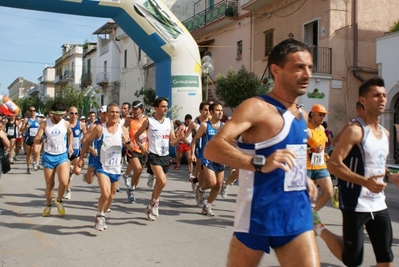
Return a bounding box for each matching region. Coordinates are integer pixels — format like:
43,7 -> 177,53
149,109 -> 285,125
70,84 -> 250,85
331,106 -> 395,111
105,146 -> 122,167
47,139 -> 63,153
284,144 -> 307,192
72,137 -> 80,150
360,167 -> 385,199
29,128 -> 38,136
310,151 -> 325,166
7,128 -> 14,136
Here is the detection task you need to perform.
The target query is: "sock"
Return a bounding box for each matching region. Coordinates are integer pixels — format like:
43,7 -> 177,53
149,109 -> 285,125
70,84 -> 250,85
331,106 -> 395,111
205,203 -> 211,208
97,212 -> 105,217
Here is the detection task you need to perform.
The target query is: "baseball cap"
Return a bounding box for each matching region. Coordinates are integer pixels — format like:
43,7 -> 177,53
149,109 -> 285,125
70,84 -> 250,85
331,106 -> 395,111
80,115 -> 86,120
99,105 -> 107,113
311,104 -> 330,114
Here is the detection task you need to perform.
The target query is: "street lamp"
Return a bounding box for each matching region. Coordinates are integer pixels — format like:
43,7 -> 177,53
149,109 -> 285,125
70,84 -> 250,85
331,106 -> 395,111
201,55 -> 214,101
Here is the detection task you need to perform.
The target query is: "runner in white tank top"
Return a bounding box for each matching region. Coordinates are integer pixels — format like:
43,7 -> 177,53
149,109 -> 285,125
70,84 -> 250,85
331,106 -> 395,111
78,103 -> 134,231
134,97 -> 184,221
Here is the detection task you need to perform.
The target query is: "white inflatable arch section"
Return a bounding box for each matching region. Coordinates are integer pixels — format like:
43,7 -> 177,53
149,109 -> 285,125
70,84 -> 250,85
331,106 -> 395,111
0,0 -> 202,117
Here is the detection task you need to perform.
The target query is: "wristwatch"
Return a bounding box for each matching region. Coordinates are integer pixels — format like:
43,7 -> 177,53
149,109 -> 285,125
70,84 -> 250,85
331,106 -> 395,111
252,155 -> 266,173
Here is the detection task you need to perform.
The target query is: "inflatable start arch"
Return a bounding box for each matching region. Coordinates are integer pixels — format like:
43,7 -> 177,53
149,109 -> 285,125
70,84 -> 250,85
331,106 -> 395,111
0,0 -> 202,118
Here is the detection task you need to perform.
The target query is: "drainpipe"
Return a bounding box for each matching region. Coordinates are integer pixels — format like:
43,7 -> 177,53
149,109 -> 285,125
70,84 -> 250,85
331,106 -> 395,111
353,0 -> 365,82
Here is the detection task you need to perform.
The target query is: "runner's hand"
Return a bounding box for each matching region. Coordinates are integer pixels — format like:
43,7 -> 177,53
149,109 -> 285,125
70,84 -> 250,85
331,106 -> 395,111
261,148 -> 297,173
307,177 -> 318,202
364,174 -> 386,193
388,173 -> 399,187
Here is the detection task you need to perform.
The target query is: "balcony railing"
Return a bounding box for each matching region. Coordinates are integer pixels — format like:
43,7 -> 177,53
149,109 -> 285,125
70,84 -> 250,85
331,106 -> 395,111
96,72 -> 109,85
55,70 -> 73,85
182,0 -> 238,32
81,72 -> 92,87
310,46 -> 332,75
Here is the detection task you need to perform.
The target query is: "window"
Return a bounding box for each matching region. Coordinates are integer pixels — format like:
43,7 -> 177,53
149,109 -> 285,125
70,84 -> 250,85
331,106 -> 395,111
138,48 -> 142,61
264,29 -> 274,57
236,41 -> 242,60
87,58 -> 91,74
124,49 -> 127,68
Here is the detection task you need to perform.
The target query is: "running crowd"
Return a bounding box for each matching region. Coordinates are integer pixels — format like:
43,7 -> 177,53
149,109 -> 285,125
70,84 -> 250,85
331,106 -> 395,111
1,38 -> 399,267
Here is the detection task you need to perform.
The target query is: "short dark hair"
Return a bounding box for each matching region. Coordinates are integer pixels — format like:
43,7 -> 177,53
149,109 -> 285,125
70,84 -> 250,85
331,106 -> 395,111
132,100 -> 144,109
153,97 -> 168,108
322,121 -> 327,128
89,111 -> 96,115
359,77 -> 385,97
122,102 -> 131,109
50,101 -> 67,112
209,102 -> 223,112
184,114 -> 192,120
267,39 -> 311,79
199,101 -> 210,111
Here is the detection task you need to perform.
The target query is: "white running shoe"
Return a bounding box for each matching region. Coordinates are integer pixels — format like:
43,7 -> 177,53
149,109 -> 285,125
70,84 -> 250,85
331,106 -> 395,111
151,201 -> 159,217
195,184 -> 205,207
220,181 -> 228,199
145,204 -> 156,221
94,215 -> 106,231
202,204 -> 215,216
123,174 -> 131,188
63,190 -> 71,200
147,174 -> 155,189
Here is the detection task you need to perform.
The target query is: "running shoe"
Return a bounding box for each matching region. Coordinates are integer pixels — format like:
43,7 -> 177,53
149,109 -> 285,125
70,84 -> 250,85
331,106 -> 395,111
220,181 -> 228,199
147,174 -> 155,189
116,187 -> 120,192
123,174 -> 131,188
42,205 -> 52,217
151,200 -> 159,217
195,184 -> 205,207
82,174 -> 87,183
145,204 -> 156,221
63,189 -> 71,200
127,188 -> 135,203
55,200 -> 65,216
331,186 -> 339,209
95,215 -> 106,231
13,156 -> 17,161
202,205 -> 215,216
26,168 -> 31,174
33,162 -> 38,171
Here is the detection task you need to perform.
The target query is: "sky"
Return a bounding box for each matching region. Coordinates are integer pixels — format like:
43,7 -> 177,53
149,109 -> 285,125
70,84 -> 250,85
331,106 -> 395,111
0,6 -> 109,95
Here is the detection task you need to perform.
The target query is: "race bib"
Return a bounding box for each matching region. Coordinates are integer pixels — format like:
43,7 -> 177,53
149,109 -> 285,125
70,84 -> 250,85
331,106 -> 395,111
7,128 -> 15,136
29,128 -> 38,136
105,146 -> 122,167
72,137 -> 80,150
360,167 -> 385,199
310,151 -> 325,166
284,144 -> 307,192
47,139 -> 63,153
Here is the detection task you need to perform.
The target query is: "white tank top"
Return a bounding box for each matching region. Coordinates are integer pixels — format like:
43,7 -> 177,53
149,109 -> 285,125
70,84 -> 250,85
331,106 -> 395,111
44,119 -> 67,155
148,116 -> 171,156
356,122 -> 388,212
100,123 -> 123,174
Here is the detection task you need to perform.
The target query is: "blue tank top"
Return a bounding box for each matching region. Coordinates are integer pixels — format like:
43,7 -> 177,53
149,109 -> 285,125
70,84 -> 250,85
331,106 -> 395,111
200,120 -> 222,164
234,95 -> 312,236
26,117 -> 40,138
69,120 -> 82,156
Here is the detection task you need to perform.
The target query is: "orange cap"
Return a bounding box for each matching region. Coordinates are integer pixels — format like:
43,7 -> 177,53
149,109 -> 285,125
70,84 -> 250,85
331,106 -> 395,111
311,104 -> 330,114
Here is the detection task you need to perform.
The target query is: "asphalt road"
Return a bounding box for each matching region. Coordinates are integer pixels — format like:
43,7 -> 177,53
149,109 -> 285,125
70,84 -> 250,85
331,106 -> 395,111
0,156 -> 398,267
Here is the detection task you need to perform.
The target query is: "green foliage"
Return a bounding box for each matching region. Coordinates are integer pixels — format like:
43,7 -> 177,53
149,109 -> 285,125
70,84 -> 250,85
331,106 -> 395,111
14,85 -> 99,117
135,87 -> 156,111
215,65 -> 269,109
389,20 -> 399,32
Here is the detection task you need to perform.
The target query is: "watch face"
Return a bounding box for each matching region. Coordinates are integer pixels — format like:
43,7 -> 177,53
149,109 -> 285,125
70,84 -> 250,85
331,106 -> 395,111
253,156 -> 265,165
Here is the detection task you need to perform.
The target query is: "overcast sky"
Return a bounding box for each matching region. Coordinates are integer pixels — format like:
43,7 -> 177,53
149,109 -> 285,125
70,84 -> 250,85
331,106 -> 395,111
0,6 -> 109,95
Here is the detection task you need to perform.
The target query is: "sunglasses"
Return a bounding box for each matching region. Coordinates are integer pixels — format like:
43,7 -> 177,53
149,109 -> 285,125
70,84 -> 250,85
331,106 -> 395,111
70,112 -> 78,115
30,110 -> 36,112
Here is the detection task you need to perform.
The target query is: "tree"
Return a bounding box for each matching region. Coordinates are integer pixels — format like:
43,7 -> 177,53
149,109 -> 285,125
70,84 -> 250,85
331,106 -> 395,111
215,65 -> 270,109
389,20 -> 399,32
134,87 -> 156,113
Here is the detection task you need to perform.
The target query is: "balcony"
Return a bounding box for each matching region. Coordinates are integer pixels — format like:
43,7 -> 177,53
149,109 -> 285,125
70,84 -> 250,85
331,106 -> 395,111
310,46 -> 332,75
81,72 -> 92,87
96,72 -> 109,85
28,86 -> 40,97
55,70 -> 72,86
240,0 -> 275,11
182,0 -> 238,35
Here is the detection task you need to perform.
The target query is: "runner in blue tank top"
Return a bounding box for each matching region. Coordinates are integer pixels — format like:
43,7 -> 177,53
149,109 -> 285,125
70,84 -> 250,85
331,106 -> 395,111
191,102 -> 224,216
204,39 -> 319,266
21,106 -> 41,174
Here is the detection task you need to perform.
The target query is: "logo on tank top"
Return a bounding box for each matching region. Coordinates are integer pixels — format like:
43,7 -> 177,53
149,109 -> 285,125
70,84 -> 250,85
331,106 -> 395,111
74,129 -> 81,136
51,129 -> 61,136
373,149 -> 387,166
